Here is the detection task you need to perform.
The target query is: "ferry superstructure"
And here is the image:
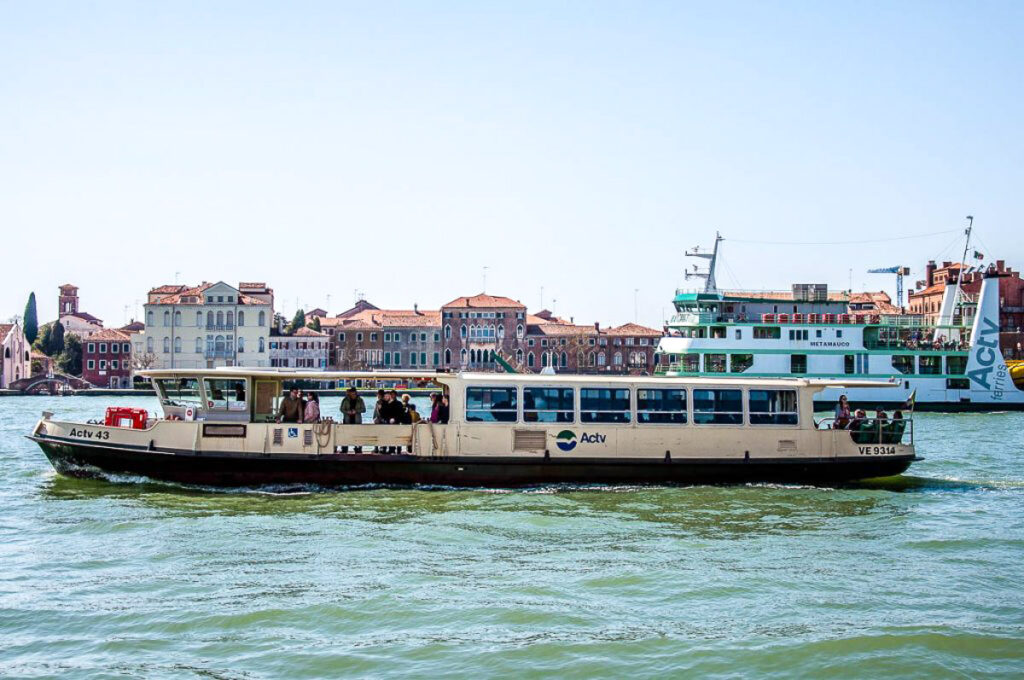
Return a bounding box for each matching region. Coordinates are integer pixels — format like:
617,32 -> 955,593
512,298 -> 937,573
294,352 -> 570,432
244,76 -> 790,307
30,369 -> 916,487
655,236 -> 1024,410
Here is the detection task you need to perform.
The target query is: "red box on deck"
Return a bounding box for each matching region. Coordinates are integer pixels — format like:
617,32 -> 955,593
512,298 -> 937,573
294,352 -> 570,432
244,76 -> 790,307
105,407 -> 148,429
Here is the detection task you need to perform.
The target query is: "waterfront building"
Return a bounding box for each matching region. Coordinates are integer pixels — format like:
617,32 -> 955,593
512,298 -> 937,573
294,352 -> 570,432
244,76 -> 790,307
138,281 -> 273,369
441,294 -> 527,371
0,321 -> 31,388
57,284 -> 104,338
524,316 -> 661,374
82,329 -> 132,388
323,304 -> 442,370
848,291 -> 902,315
269,326 -> 330,369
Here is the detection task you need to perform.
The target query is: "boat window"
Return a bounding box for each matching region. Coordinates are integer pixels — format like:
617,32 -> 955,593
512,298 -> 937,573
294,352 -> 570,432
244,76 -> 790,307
753,326 -> 780,339
637,389 -> 686,424
748,389 -> 798,425
790,354 -> 807,374
729,354 -> 753,373
156,378 -> 203,407
580,388 -> 631,423
919,356 -> 941,375
203,378 -> 248,411
844,354 -> 855,374
523,387 -> 574,423
704,354 -> 727,373
892,355 -> 915,374
692,389 -> 743,425
946,355 -> 967,375
465,386 -> 518,422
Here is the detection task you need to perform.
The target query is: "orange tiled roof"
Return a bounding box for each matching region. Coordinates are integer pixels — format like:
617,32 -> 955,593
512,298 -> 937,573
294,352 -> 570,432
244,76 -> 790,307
291,326 -> 328,337
0,323 -> 13,344
604,322 -> 662,336
154,283 -> 270,305
443,293 -> 525,309
530,323 -> 596,337
909,283 -> 946,297
84,329 -> 130,342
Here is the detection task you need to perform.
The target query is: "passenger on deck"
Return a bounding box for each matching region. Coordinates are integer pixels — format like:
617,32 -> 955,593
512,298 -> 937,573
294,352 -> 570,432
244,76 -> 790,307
276,388 -> 303,423
339,387 -> 366,454
304,393 -> 321,423
885,410 -> 907,444
429,393 -> 442,423
379,391 -> 406,454
849,409 -> 868,443
372,389 -> 386,424
834,395 -> 851,429
439,394 -> 450,424
408,403 -> 421,423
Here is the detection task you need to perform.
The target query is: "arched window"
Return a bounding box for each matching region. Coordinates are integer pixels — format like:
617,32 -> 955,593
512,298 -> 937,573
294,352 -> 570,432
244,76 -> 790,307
258,311 -> 266,327
588,352 -> 595,367
444,348 -> 452,364
638,351 -> 646,365
24,350 -> 30,361
516,324 -> 524,339
147,337 -> 154,353
237,311 -> 244,327
498,325 -> 505,339
470,349 -> 476,363
613,352 -> 623,366
147,311 -> 154,327
174,337 -> 182,353
163,311 -> 170,327
541,352 -> 548,367
516,349 -> 523,363
216,311 -> 224,327
238,337 -> 245,352
3,347 -> 8,358
174,311 -> 181,326
460,324 -> 467,339
215,335 -> 225,352
226,311 -> 234,328
560,352 -> 567,367
207,311 -> 214,328
528,352 -> 535,367
196,312 -> 202,326
195,337 -> 203,353
444,324 -> 451,339
258,337 -> 265,353
598,352 -> 606,366
162,337 -> 170,353
460,348 -> 467,365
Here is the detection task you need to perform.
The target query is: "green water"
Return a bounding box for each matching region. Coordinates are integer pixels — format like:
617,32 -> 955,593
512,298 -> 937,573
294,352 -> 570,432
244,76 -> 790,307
2,396 -> 1023,678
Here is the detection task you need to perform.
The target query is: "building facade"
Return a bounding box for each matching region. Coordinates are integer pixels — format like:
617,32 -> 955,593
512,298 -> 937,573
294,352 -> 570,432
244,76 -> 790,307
0,322 -> 31,388
323,305 -> 442,370
441,294 -> 528,371
83,329 -> 132,387
269,326 -> 330,369
138,281 -> 274,369
524,318 -> 662,374
57,284 -> 104,338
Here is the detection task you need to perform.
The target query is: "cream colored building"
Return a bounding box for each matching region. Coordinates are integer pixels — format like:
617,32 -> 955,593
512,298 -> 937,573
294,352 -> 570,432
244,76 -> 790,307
269,326 -> 329,369
138,281 -> 274,369
1,321 -> 31,388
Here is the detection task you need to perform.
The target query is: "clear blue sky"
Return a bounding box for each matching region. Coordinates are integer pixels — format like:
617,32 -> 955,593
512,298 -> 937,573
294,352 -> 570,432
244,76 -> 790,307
2,1 -> 1022,328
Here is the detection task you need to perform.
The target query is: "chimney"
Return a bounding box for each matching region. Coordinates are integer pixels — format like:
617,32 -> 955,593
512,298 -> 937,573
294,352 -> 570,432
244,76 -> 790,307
414,303 -> 419,314
926,261 -> 936,287
997,260 -> 1005,272
594,321 -> 600,332
570,316 -> 574,324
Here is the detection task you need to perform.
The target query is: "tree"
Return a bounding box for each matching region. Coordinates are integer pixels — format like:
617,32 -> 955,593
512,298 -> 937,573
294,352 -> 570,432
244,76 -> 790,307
23,292 -> 38,344
132,352 -> 158,371
47,321 -> 65,357
307,315 -> 321,332
34,322 -> 52,354
284,309 -> 305,335
57,334 -> 83,376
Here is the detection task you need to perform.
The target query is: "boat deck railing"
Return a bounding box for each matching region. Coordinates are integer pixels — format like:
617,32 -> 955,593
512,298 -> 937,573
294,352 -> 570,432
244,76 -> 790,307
817,416 -> 913,446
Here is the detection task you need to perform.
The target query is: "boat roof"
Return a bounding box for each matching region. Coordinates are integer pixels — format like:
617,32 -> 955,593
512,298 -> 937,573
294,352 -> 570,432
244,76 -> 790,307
137,368 -> 899,389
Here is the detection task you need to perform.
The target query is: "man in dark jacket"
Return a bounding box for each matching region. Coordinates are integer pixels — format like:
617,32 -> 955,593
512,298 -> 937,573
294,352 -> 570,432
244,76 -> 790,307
276,388 -> 302,423
339,387 -> 366,453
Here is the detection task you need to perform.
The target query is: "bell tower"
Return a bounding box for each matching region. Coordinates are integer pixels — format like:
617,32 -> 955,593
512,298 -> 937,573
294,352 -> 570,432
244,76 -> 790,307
58,284 -> 79,316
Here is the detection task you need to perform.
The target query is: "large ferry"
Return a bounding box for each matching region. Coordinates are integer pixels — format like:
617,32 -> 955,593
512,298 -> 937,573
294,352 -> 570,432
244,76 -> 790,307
656,236 -> 1024,411
30,370 -> 916,487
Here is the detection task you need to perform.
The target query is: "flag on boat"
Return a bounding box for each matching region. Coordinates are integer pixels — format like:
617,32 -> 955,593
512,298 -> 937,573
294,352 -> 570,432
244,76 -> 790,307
974,250 -> 984,261
905,388 -> 917,411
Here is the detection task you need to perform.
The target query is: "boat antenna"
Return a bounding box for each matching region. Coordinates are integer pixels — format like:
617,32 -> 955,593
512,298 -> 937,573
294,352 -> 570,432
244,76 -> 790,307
953,215 -> 973,323
684,231 -> 722,293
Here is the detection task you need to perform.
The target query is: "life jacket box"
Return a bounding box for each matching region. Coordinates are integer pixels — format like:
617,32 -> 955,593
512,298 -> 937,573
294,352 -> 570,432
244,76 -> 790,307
104,407 -> 148,429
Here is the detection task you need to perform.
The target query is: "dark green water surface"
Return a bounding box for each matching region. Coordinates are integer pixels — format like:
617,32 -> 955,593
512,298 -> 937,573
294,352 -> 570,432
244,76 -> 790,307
2,396 -> 1023,678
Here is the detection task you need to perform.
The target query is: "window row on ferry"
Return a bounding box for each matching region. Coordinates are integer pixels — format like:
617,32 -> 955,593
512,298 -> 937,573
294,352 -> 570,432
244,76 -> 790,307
465,386 -> 798,426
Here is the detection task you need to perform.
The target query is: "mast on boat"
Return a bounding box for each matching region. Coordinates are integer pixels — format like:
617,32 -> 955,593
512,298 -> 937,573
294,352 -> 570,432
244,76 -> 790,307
685,232 -> 722,294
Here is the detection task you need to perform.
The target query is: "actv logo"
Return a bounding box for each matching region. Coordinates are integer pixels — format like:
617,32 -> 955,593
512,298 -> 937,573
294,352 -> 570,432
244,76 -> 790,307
556,430 -> 577,452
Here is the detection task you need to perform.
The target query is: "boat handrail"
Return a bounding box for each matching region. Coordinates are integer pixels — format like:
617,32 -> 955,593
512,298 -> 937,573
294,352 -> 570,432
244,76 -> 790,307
816,416 -> 913,446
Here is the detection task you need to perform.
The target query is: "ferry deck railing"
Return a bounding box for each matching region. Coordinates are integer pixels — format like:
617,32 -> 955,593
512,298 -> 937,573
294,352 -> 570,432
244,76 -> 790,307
816,417 -> 913,446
